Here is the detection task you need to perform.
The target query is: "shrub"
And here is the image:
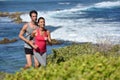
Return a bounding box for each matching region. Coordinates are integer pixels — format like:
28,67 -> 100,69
4,43 -> 120,80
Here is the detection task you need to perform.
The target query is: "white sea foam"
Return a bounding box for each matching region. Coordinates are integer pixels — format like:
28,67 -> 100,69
20,1 -> 120,44
94,1 -> 120,8
0,17 -> 12,22
75,1 -> 120,11
58,2 -> 70,5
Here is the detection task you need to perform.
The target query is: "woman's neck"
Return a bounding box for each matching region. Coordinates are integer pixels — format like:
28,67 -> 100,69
39,27 -> 44,31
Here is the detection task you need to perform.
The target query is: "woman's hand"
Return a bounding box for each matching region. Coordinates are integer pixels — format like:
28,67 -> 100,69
44,37 -> 48,41
32,45 -> 38,49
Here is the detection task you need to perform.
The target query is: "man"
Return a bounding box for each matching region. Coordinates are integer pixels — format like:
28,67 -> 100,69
19,10 -> 39,69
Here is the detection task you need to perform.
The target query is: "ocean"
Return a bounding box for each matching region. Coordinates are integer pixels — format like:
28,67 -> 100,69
0,0 -> 120,73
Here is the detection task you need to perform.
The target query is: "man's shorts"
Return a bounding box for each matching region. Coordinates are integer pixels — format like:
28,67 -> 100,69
24,48 -> 33,55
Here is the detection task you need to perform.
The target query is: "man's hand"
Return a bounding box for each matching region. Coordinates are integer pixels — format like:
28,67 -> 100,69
28,41 -> 38,49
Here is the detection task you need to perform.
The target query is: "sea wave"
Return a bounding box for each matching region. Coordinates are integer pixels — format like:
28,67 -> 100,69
58,2 -> 70,5
94,1 -> 120,8
0,17 -> 12,22
20,1 -> 120,44
75,1 -> 120,11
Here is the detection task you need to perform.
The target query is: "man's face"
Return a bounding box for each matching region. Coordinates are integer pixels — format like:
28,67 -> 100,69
31,13 -> 37,22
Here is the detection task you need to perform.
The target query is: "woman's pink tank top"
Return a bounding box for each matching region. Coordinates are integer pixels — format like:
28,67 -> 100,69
34,29 -> 47,54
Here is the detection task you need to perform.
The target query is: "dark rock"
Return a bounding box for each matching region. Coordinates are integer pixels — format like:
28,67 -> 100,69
0,38 -> 17,44
0,12 -> 9,17
13,16 -> 22,24
0,12 -> 23,24
47,39 -> 63,45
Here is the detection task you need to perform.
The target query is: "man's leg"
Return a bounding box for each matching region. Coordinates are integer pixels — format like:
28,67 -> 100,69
24,48 -> 33,69
24,54 -> 32,69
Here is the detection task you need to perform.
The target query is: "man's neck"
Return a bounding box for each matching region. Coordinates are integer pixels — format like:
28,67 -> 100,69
30,21 -> 36,25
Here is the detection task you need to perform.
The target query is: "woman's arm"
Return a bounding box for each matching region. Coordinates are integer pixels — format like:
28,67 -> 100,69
31,30 -> 36,38
47,30 -> 52,46
29,30 -> 38,49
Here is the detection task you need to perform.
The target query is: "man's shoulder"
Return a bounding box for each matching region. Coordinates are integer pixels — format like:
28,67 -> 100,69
23,22 -> 29,28
24,22 -> 29,26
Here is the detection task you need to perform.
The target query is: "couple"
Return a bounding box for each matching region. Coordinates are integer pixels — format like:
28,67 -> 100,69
19,10 -> 52,69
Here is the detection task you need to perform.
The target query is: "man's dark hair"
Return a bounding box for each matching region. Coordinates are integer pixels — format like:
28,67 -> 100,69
29,10 -> 38,17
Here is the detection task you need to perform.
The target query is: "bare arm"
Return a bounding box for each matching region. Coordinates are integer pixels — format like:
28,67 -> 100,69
30,30 -> 38,49
31,30 -> 37,38
47,30 -> 52,45
19,24 -> 38,49
19,23 -> 30,43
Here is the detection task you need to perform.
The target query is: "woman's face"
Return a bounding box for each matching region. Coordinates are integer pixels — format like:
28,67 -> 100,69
38,19 -> 45,28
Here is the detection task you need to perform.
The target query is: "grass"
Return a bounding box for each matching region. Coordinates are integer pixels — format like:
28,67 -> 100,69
2,43 -> 120,80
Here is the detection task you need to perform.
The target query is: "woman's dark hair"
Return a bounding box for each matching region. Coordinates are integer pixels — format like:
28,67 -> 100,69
29,10 -> 38,17
38,17 -> 45,22
38,17 -> 46,31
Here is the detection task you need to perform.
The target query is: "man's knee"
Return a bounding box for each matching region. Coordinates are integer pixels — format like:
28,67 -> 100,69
27,63 -> 32,67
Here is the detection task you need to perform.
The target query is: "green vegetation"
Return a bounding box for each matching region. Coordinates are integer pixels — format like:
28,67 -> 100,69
0,72 -> 6,80
4,43 -> 120,80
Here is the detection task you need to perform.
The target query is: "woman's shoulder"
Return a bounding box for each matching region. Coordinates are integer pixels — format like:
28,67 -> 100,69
45,29 -> 50,33
33,28 -> 38,33
45,30 -> 50,35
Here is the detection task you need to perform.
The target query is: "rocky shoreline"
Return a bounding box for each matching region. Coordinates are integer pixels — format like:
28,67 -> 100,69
0,38 -> 18,44
0,12 -> 23,24
0,37 -> 62,45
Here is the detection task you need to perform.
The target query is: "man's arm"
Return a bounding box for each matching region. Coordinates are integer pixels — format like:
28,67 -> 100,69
19,23 -> 38,49
19,23 -> 30,43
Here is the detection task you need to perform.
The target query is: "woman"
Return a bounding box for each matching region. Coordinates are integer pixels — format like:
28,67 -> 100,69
30,17 -> 52,67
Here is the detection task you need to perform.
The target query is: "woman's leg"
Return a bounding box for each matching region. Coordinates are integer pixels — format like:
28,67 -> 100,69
42,53 -> 46,66
33,55 -> 40,68
34,52 -> 46,66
